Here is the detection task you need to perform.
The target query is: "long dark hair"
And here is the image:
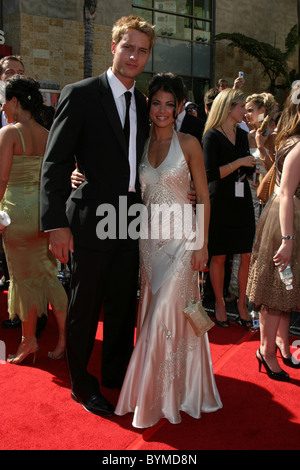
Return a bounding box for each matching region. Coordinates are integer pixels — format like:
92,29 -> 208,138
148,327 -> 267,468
147,72 -> 187,118
5,75 -> 44,123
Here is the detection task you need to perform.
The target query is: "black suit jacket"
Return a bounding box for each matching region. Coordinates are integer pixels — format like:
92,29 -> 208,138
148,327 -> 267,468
0,111 -> 5,129
40,72 -> 149,250
180,112 -> 205,143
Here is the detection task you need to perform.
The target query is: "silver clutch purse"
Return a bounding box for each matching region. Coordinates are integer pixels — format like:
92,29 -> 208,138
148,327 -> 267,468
183,272 -> 214,337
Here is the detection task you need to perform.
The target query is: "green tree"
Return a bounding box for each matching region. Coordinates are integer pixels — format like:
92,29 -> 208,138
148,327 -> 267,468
215,25 -> 300,94
83,0 -> 98,79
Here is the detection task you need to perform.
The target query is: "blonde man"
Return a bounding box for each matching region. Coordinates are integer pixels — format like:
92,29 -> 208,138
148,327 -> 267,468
40,15 -> 155,416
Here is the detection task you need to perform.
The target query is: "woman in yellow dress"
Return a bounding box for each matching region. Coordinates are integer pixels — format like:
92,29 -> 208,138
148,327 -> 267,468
0,75 -> 68,364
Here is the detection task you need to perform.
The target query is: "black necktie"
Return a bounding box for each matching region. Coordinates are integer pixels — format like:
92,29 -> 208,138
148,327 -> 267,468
123,91 -> 132,151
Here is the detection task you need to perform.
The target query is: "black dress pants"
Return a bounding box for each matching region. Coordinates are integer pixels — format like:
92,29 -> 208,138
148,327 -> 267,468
66,238 -> 139,398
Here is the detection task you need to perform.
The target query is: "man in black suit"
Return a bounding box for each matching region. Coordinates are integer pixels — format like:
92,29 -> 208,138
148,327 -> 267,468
173,80 -> 204,143
180,106 -> 205,143
40,15 -> 155,417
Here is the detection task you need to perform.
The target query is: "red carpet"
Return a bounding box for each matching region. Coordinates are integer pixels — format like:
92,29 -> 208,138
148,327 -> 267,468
0,290 -> 299,450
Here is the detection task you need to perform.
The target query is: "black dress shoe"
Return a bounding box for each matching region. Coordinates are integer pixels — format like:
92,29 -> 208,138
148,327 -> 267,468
0,277 -> 9,290
71,392 -> 115,417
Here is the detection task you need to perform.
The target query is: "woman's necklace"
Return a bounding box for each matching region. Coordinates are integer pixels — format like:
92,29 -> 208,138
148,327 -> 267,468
220,125 -> 235,141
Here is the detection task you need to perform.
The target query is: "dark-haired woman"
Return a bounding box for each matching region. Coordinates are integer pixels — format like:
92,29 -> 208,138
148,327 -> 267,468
0,75 -> 67,364
115,73 -> 222,428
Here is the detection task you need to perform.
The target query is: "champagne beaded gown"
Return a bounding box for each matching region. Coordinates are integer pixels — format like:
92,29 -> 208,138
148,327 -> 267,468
0,126 -> 67,321
115,131 -> 222,428
247,136 -> 300,311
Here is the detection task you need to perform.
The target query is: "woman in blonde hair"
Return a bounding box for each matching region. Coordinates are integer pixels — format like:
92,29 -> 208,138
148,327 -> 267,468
202,88 -> 256,327
226,94 -> 278,304
247,83 -> 300,380
245,92 -> 277,172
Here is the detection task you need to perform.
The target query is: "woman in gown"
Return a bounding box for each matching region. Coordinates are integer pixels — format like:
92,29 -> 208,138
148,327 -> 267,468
247,83 -> 300,380
202,88 -> 256,328
115,73 -> 222,428
0,75 -> 68,364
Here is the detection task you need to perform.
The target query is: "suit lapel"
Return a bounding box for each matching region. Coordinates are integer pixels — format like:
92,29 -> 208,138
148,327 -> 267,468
97,74 -> 147,172
135,89 -> 147,164
98,73 -> 128,157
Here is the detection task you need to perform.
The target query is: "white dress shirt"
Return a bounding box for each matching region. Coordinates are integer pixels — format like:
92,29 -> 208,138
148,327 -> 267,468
175,109 -> 186,131
107,68 -> 137,192
1,111 -> 8,127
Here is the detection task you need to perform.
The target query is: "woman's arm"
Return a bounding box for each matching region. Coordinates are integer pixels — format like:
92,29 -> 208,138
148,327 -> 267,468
255,129 -> 276,171
0,127 -> 14,202
181,134 -> 210,271
219,154 -> 255,179
273,142 -> 300,270
203,129 -> 255,181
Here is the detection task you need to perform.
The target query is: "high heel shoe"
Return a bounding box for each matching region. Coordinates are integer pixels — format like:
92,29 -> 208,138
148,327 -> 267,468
7,336 -> 39,364
236,301 -> 253,328
214,304 -> 230,328
216,318 -> 230,328
48,331 -> 65,360
236,316 -> 253,328
256,348 -> 289,382
276,345 -> 300,369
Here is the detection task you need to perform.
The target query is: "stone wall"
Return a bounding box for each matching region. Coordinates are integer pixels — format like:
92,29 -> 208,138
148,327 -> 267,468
215,0 -> 298,96
2,0 -> 132,90
3,12 -> 113,89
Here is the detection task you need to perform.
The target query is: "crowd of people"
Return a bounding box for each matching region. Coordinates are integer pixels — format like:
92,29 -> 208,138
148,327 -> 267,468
0,13 -> 299,430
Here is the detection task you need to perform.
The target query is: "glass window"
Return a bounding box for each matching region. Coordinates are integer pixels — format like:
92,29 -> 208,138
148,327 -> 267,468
144,48 -> 153,73
132,0 -> 214,100
193,42 -> 210,78
153,38 -> 191,76
193,19 -> 211,43
154,0 -> 190,16
135,72 -> 153,96
133,7 -> 153,24
154,11 -> 192,40
194,0 -> 212,19
133,0 -> 152,7
132,1 -> 212,18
